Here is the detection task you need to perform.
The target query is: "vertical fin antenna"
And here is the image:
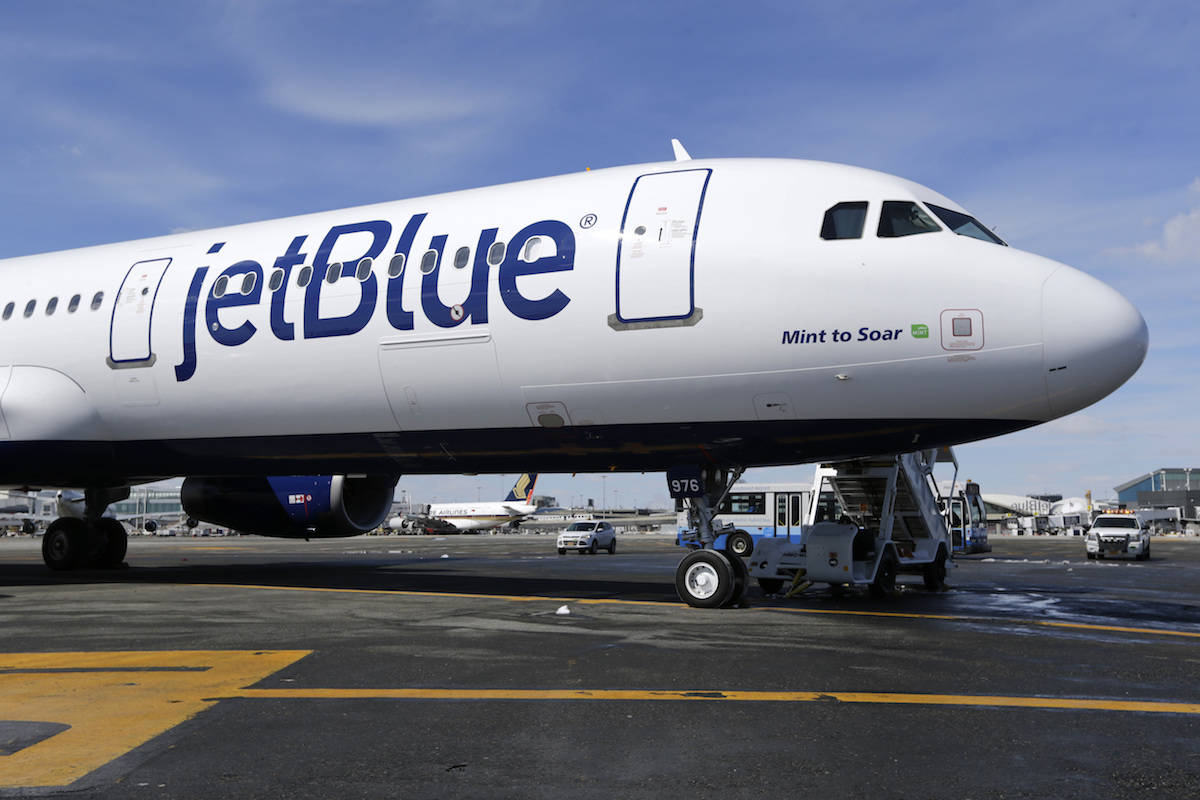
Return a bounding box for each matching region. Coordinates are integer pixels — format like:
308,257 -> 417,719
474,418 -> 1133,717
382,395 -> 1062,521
670,139 -> 692,162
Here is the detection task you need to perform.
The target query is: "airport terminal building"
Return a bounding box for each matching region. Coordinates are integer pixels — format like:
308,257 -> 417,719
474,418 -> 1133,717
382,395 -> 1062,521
1115,468 -> 1200,518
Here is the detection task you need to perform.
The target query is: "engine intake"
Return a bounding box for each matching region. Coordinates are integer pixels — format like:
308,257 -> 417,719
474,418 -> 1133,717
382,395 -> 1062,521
181,475 -> 397,538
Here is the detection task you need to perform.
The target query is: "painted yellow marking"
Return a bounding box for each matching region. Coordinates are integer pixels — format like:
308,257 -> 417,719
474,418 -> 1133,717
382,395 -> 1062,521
226,687 -> 1200,715
0,650 -> 309,789
191,583 -> 1200,638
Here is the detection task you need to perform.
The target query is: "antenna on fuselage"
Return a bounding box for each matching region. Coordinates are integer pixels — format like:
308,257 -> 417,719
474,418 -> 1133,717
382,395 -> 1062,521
670,138 -> 692,161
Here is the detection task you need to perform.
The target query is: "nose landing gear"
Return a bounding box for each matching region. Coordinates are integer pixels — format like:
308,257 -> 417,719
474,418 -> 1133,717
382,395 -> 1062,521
41,487 -> 130,571
669,465 -> 747,608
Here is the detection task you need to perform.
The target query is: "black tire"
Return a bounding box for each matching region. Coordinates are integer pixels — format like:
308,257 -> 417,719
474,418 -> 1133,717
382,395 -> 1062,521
607,538 -> 616,555
1139,543 -> 1150,561
675,550 -> 736,608
1086,552 -> 1096,560
726,530 -> 754,558
93,518 -> 128,568
587,540 -> 597,554
870,554 -> 897,598
922,548 -> 947,591
557,548 -> 567,555
758,577 -> 785,595
727,550 -> 748,604
42,518 -> 88,571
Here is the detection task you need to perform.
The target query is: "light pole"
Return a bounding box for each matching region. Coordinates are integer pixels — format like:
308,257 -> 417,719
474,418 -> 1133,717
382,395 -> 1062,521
601,476 -> 607,514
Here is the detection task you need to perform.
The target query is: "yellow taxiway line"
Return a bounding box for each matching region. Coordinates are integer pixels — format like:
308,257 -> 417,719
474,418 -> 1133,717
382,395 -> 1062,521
190,582 -> 1200,638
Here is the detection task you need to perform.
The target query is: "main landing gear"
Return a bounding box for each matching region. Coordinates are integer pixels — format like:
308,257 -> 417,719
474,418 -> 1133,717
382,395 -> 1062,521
670,465 -> 747,608
41,487 -> 130,571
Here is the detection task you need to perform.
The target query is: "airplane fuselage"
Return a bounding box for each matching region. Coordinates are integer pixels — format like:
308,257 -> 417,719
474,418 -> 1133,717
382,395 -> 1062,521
0,158 -> 1147,487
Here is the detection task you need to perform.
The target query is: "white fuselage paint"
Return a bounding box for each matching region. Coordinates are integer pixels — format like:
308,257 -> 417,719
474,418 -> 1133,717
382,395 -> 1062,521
0,158 -> 1148,486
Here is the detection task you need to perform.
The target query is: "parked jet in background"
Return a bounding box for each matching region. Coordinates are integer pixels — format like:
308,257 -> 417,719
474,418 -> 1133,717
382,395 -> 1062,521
426,474 -> 539,531
0,142 -> 1147,605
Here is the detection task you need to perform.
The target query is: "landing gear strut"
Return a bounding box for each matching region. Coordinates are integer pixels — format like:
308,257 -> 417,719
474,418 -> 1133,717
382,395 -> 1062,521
670,465 -> 746,608
41,486 -> 130,571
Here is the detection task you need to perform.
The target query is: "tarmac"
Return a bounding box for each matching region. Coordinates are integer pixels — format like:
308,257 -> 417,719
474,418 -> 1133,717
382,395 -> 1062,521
1,532 -> 1198,799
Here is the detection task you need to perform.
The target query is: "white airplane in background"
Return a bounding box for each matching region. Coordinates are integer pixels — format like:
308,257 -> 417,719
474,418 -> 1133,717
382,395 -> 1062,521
425,473 -> 539,531
0,140 -> 1147,606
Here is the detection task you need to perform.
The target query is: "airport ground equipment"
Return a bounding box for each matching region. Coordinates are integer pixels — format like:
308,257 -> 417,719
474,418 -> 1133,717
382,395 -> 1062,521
1085,513 -> 1150,560
748,451 -> 953,597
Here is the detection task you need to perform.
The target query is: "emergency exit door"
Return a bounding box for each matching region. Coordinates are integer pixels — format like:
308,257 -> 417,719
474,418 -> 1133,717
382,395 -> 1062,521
109,258 -> 172,367
614,169 -> 710,326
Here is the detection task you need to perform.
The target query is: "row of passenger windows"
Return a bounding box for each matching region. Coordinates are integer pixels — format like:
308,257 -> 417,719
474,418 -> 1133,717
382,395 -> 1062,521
820,200 -> 1006,245
2,292 -> 104,321
211,237 -> 551,298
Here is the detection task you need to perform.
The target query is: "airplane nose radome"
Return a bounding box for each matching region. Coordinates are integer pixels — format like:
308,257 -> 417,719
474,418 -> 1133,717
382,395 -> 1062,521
1042,266 -> 1148,419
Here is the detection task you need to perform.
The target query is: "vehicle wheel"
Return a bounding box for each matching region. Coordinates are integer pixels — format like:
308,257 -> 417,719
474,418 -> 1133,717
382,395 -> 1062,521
1139,544 -> 1150,561
869,555 -> 897,598
557,548 -> 567,555
588,540 -> 597,555
758,577 -> 785,595
42,518 -> 88,571
922,548 -> 947,591
1086,552 -> 1096,560
675,550 -> 736,608
608,538 -> 616,554
726,530 -> 753,558
93,518 -> 128,568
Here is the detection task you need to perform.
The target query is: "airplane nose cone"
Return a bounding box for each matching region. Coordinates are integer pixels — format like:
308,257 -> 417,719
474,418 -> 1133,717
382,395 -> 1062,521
1042,266 -> 1148,418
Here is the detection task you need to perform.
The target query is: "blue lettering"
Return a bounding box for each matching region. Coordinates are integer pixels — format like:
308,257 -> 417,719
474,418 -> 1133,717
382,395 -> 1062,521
303,220 -> 391,339
498,220 -> 574,321
385,214 -> 426,331
174,267 -> 207,381
270,235 -> 308,341
206,261 -> 263,347
421,229 -> 496,328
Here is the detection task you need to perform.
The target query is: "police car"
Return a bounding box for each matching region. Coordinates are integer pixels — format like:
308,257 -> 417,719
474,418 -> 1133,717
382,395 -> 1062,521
1085,514 -> 1150,560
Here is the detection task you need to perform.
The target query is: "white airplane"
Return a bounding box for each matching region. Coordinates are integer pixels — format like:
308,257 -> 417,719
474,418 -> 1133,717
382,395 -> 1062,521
424,473 -> 539,531
0,142 -> 1147,606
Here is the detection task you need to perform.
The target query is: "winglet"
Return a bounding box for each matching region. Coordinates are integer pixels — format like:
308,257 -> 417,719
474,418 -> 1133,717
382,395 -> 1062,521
671,138 -> 691,162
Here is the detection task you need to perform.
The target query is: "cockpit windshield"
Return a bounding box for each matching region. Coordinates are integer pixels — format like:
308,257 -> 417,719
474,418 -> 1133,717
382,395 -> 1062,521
877,201 -> 941,238
926,204 -> 1007,245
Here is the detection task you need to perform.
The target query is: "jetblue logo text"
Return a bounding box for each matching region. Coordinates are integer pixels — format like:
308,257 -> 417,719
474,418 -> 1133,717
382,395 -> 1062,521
175,214 -> 575,381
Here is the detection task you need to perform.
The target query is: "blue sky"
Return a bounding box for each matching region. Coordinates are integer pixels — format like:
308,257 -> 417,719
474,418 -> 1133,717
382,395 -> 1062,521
2,1 -> 1196,506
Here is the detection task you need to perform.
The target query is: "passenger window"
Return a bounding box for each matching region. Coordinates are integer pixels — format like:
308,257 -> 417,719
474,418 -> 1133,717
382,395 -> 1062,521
2,302 -> 13,320
23,300 -> 36,318
68,294 -> 80,312
387,253 -> 406,278
453,246 -> 470,269
521,237 -> 543,262
268,269 -> 284,291
820,201 -> 868,240
326,262 -> 341,284
355,257 -> 373,281
240,272 -> 257,295
212,276 -> 229,298
46,297 -> 58,315
297,265 -> 313,287
90,291 -> 104,310
420,250 -> 438,274
877,201 -> 941,238
487,241 -> 506,266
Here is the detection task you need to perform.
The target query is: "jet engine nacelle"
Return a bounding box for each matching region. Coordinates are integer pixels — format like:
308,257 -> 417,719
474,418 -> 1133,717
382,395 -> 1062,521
181,475 -> 397,538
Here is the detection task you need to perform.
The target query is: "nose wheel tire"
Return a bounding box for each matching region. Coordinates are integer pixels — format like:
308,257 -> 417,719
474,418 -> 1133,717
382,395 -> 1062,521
42,518 -> 89,571
726,530 -> 753,558
94,518 -> 128,568
675,550 -> 743,608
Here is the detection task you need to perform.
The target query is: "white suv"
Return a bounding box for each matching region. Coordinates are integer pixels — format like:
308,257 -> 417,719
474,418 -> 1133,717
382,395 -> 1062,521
557,521 -> 617,554
1085,515 -> 1150,561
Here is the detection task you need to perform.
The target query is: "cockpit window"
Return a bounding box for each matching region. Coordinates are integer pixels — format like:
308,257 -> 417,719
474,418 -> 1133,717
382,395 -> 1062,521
926,203 -> 1007,245
877,201 -> 941,238
820,202 -> 868,240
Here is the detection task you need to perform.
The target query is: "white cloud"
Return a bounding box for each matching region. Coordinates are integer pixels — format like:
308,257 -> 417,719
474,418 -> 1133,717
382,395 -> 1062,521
1129,206 -> 1200,263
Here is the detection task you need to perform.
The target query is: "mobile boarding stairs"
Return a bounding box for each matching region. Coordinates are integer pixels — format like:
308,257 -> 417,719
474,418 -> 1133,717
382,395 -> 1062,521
748,450 -> 953,596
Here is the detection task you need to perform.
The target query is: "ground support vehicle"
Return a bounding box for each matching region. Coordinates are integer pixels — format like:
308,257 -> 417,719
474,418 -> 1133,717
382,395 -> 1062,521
557,521 -> 617,554
1085,514 -> 1150,560
748,451 -> 953,597
675,483 -> 810,557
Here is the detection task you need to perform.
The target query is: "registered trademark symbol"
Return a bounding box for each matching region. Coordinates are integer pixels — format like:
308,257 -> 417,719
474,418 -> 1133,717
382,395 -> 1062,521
580,213 -> 597,229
